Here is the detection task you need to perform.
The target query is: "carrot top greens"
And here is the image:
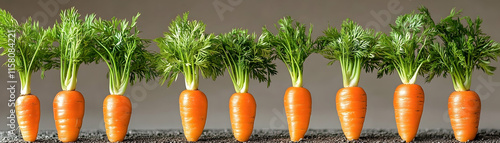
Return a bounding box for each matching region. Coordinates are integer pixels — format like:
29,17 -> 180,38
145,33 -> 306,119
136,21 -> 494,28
155,12 -> 222,90
0,9 -> 57,95
317,19 -> 379,87
261,16 -> 317,87
213,28 -> 277,93
51,7 -> 99,91
376,9 -> 435,84
93,13 -> 156,95
422,7 -> 500,91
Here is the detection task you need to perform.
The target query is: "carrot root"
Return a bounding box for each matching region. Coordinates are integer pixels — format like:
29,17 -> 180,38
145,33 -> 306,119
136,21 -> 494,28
53,90 -> 85,142
103,95 -> 132,142
394,84 -> 425,142
336,87 -> 367,141
229,93 -> 256,142
449,90 -> 481,142
284,87 -> 312,142
179,89 -> 208,142
15,95 -> 40,142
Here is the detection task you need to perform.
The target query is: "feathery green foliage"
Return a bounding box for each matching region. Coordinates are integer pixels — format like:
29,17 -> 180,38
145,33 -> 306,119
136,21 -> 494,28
155,12 -> 222,90
93,13 -> 156,95
0,9 -> 57,95
376,9 -> 434,84
261,16 -> 317,87
317,19 -> 379,87
213,28 -> 277,93
52,7 -> 99,91
422,7 -> 500,91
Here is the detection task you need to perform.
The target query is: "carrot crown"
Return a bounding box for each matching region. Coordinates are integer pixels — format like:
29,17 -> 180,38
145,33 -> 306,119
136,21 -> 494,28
155,12 -> 222,90
376,8 -> 434,85
423,7 -> 500,91
0,9 -> 57,95
213,28 -> 277,93
93,13 -> 157,95
317,19 -> 379,87
261,16 -> 317,87
52,7 -> 99,91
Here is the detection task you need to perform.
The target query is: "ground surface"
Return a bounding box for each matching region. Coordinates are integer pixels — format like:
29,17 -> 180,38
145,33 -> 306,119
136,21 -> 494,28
1,129 -> 499,142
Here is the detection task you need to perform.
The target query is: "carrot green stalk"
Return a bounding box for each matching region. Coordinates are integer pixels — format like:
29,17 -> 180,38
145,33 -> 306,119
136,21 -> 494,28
93,13 -> 156,142
261,16 -> 316,142
0,9 -> 56,142
422,7 -> 500,142
317,19 -> 378,141
376,8 -> 435,142
155,12 -> 222,142
213,28 -> 277,142
51,8 -> 98,142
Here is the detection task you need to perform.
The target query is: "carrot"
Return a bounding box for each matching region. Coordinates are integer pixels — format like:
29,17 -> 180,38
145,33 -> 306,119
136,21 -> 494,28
179,90 -> 208,142
284,87 -> 312,141
229,93 -> 256,142
376,9 -> 434,142
317,19 -> 378,141
213,28 -> 276,142
53,91 -> 85,142
394,84 -> 424,142
422,7 -> 499,142
336,87 -> 367,140
448,91 -> 481,142
103,95 -> 132,142
15,95 -> 40,142
262,16 -> 316,142
155,12 -> 222,142
93,13 -> 155,142
51,8 -> 98,142
0,9 -> 55,142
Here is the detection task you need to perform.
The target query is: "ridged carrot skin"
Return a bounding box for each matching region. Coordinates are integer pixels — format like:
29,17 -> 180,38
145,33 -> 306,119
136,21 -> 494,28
229,93 -> 256,142
15,95 -> 40,142
284,87 -> 312,142
394,84 -> 425,142
179,89 -> 208,142
53,90 -> 85,142
449,90 -> 481,142
336,87 -> 367,140
103,95 -> 132,142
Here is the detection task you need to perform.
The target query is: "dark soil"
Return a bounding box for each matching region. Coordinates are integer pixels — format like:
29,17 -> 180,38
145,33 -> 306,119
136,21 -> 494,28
1,129 -> 499,142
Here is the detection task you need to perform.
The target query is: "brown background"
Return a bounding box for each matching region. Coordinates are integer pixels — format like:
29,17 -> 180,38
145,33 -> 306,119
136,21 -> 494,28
1,0 -> 499,131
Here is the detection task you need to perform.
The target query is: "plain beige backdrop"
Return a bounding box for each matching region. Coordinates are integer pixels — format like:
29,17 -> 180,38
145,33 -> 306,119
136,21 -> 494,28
1,0 -> 499,131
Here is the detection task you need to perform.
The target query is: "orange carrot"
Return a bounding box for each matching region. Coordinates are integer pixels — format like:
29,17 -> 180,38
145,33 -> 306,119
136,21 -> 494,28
179,89 -> 208,142
448,91 -> 481,142
53,91 -> 85,142
394,84 -> 424,142
336,87 -> 367,140
229,93 -> 256,142
103,95 -> 132,142
15,95 -> 40,142
284,87 -> 312,141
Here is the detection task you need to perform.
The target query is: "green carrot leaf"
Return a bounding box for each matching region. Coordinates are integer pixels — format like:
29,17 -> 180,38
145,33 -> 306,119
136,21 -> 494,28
376,8 -> 435,84
93,13 -> 157,95
317,19 -> 379,87
261,16 -> 317,87
213,28 -> 277,93
422,7 -> 500,91
52,7 -> 99,91
155,12 -> 223,90
0,9 -> 57,95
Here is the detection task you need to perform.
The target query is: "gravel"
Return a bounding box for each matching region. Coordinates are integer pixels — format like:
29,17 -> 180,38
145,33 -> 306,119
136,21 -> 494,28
1,129 -> 499,142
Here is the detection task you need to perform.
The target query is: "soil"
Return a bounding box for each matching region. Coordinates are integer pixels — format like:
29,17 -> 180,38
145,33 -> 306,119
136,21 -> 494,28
1,129 -> 499,142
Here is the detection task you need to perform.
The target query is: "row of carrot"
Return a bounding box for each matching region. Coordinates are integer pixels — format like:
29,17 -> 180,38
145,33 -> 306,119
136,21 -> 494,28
1,6 -> 499,142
